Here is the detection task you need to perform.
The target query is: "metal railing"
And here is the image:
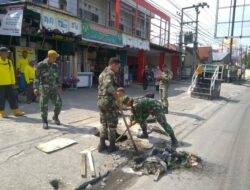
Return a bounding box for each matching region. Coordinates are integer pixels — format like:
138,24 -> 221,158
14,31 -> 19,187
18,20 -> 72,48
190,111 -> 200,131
190,64 -> 224,95
190,71 -> 198,92
209,66 -> 219,95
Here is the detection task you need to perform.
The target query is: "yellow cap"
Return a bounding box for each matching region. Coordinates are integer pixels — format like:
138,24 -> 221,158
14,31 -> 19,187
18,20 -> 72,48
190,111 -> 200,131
48,50 -> 59,57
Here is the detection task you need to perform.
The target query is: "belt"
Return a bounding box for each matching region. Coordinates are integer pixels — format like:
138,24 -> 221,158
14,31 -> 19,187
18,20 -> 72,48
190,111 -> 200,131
98,95 -> 114,98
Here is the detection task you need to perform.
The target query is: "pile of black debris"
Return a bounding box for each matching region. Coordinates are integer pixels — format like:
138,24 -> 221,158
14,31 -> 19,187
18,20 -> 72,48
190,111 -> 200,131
123,147 -> 202,181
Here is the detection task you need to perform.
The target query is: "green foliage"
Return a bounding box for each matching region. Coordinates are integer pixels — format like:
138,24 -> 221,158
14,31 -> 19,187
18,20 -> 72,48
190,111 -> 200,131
242,52 -> 250,69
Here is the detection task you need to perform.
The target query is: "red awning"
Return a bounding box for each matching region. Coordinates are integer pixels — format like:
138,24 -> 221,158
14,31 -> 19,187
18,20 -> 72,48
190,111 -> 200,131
136,0 -> 170,21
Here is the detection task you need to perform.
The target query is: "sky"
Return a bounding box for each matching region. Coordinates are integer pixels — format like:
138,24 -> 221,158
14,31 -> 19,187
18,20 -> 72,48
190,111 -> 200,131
151,0 -> 250,50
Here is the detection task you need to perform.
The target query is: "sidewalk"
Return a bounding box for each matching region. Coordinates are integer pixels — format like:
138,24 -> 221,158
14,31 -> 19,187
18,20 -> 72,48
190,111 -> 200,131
0,81 -> 248,190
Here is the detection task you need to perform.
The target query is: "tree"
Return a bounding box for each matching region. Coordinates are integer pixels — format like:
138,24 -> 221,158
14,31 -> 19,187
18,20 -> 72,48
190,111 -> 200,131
241,52 -> 250,69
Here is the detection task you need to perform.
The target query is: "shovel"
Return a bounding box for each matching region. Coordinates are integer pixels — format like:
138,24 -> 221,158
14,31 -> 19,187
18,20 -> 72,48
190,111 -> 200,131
119,109 -> 138,153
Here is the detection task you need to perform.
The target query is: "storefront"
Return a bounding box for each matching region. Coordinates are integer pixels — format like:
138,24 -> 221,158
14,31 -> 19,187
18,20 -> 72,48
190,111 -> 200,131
122,34 -> 150,82
77,21 -> 123,86
125,42 -> 180,82
0,2 -> 82,89
26,4 -> 82,88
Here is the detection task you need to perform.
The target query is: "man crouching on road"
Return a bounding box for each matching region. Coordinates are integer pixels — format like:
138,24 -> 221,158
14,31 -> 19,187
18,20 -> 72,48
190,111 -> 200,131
97,57 -> 121,153
117,88 -> 178,149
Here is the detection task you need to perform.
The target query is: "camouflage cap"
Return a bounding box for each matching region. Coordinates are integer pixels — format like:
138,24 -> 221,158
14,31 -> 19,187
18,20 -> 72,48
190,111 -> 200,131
48,50 -> 60,57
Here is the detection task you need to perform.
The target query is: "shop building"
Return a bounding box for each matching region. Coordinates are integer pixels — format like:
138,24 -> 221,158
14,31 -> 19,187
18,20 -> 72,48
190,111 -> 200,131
0,0 -> 180,88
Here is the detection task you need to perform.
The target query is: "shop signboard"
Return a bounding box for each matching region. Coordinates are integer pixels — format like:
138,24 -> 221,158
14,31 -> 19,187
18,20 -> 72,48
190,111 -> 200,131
82,21 -> 123,47
27,5 -> 81,36
0,5 -> 24,36
122,34 -> 150,50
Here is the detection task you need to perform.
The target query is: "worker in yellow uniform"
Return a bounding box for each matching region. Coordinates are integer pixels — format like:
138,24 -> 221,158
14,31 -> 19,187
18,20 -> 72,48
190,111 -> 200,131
0,47 -> 25,118
17,50 -> 29,73
195,63 -> 203,87
24,58 -> 36,104
17,50 -> 29,91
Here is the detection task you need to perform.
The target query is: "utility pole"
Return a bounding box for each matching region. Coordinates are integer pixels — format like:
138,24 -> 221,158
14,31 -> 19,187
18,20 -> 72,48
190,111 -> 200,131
192,7 -> 199,75
178,11 -> 184,79
227,0 -> 237,82
178,2 -> 209,79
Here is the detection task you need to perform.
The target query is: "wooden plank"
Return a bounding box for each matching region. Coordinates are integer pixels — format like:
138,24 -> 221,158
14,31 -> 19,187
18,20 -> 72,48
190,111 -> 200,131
36,138 -> 77,153
80,153 -> 87,178
79,147 -> 96,154
87,151 -> 96,177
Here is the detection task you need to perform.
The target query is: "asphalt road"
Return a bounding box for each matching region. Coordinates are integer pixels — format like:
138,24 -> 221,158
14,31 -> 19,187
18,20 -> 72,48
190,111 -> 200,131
119,84 -> 250,190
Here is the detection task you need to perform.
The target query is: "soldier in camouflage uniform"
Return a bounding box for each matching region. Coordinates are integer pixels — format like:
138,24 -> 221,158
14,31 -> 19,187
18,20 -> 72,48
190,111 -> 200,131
34,50 -> 62,129
158,64 -> 173,114
118,89 -> 178,149
97,57 -> 120,153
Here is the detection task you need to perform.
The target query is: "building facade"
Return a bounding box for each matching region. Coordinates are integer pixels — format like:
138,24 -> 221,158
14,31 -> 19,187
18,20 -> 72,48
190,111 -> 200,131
0,0 -> 179,87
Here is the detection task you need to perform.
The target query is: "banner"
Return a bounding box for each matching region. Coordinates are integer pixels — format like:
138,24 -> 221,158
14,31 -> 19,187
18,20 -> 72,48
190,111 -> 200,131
0,5 -> 24,36
122,34 -> 150,50
27,5 -> 81,36
15,47 -> 36,63
82,21 -> 123,47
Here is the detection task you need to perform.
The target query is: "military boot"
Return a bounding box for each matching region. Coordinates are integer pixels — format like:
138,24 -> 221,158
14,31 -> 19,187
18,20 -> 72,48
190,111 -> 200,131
12,109 -> 25,116
137,127 -> 148,139
0,110 -> 7,118
165,107 -> 168,114
98,137 -> 108,153
108,133 -> 119,153
170,133 -> 178,149
43,118 -> 49,130
52,114 -> 61,125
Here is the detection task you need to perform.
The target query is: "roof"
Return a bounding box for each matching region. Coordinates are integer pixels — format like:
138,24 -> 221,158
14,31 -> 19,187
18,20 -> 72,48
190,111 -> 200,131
197,47 -> 212,61
212,52 -> 229,61
165,43 -> 178,51
150,43 -> 180,54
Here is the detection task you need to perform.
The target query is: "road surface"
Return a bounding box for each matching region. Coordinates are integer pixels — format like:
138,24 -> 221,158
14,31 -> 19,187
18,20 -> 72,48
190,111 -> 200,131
118,83 -> 250,190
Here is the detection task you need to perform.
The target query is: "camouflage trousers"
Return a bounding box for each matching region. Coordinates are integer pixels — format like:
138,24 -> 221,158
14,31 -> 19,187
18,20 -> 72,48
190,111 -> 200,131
39,86 -> 62,120
97,96 -> 118,141
159,86 -> 169,110
140,110 -> 174,135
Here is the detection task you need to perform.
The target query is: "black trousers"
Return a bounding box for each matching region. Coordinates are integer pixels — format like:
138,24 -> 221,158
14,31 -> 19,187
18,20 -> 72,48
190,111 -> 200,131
0,85 -> 18,110
143,80 -> 148,90
26,83 -> 36,102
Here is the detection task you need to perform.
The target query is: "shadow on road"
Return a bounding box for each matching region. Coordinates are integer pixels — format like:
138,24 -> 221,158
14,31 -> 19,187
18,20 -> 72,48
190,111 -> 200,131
170,111 -> 205,121
217,96 -> 240,103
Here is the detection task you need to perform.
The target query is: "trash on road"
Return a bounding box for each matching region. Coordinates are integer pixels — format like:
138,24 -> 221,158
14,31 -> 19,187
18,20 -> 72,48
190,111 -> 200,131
36,138 -> 77,153
121,166 -> 143,176
122,147 -> 202,181
75,171 -> 110,190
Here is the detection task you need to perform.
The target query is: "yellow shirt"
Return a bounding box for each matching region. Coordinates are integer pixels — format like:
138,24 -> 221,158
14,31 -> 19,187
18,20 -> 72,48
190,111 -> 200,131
0,58 -> 16,85
17,57 -> 29,73
24,65 -> 35,84
195,64 -> 202,76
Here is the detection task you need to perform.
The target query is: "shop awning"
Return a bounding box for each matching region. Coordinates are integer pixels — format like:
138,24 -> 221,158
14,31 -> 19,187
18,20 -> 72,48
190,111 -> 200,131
150,43 -> 180,54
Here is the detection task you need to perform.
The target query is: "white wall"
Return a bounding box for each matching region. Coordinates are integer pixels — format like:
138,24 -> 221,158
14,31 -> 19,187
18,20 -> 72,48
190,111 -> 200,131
49,0 -> 78,16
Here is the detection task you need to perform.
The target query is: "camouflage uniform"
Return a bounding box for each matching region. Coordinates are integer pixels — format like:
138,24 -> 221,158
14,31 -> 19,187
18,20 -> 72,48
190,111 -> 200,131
130,97 -> 174,135
159,69 -> 173,111
34,59 -> 62,120
97,67 -> 119,141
